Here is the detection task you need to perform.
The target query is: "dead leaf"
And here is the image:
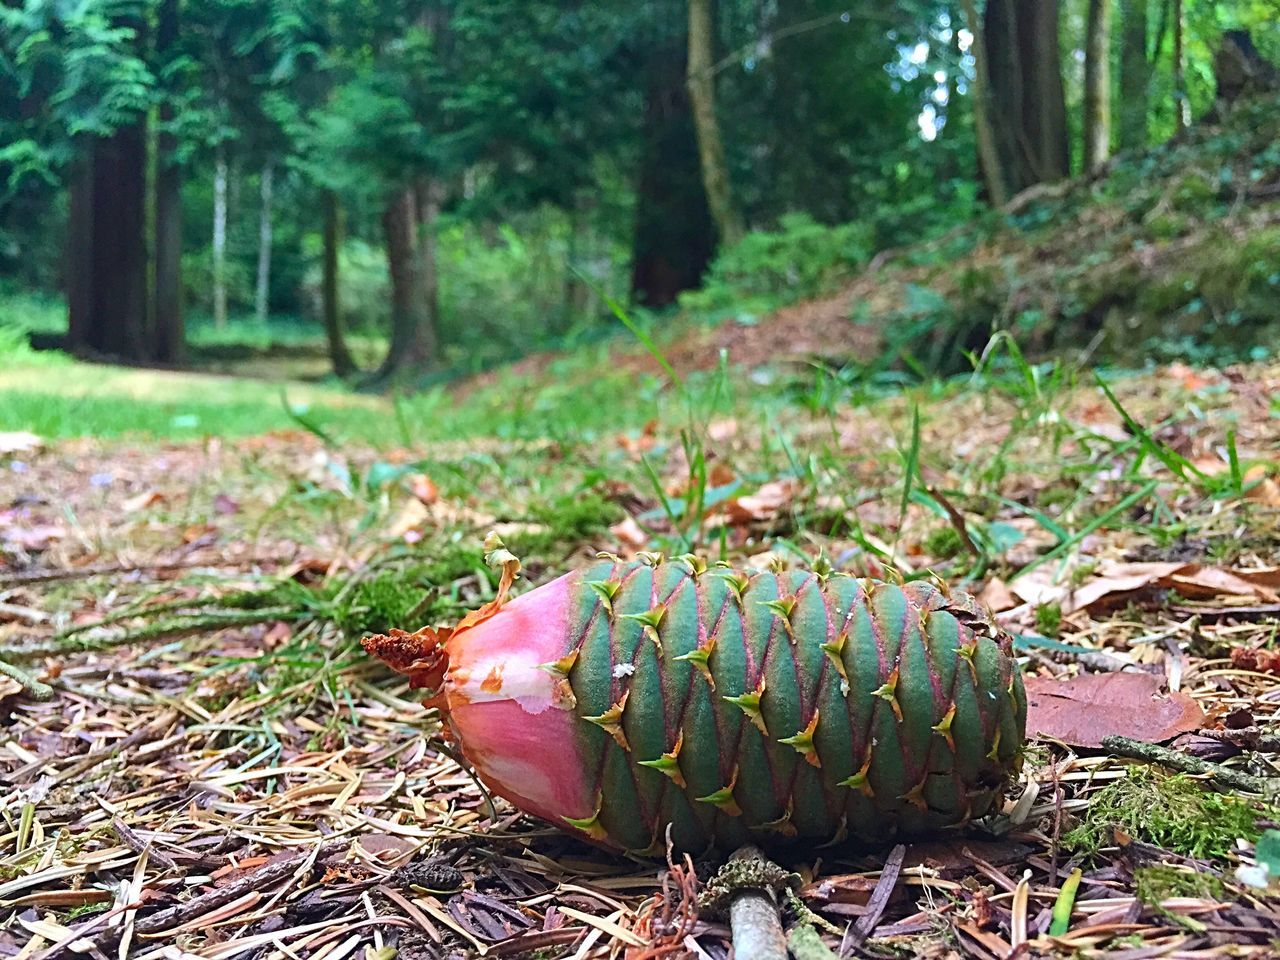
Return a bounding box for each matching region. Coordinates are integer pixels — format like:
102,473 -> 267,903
1011,560 -> 1279,614
212,493 -> 240,515
978,578 -> 1019,613
723,478 -> 798,525
409,474 -> 439,505
1025,672 -> 1204,748
609,516 -> 647,553
123,490 -> 166,513
707,419 -> 738,442
388,498 -> 430,540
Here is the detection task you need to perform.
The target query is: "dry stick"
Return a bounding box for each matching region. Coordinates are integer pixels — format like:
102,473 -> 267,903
1101,735 -> 1280,795
726,847 -> 788,960
1197,727 -> 1280,753
132,838 -> 351,936
843,843 -> 906,954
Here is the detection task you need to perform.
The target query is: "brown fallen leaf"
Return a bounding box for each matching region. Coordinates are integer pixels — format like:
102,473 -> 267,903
978,577 -> 1019,613
609,516 -> 647,553
387,498 -> 430,541
409,474 -> 439,505
1024,671 -> 1204,748
722,478 -> 798,526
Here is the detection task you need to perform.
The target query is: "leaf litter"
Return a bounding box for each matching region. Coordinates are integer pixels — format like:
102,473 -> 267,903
0,360 -> 1278,956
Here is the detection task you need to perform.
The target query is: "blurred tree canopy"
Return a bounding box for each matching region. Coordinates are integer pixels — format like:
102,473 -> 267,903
0,0 -> 1275,376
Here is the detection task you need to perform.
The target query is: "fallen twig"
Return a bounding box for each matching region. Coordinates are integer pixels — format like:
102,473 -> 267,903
1101,734 -> 1280,795
0,657 -> 52,700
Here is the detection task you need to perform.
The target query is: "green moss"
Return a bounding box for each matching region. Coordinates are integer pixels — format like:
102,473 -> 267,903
1034,602 -> 1062,639
1064,766 -> 1268,862
922,525 -> 963,560
1135,864 -> 1224,908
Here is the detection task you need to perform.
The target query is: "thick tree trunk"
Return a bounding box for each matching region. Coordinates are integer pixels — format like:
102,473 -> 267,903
630,44 -> 715,308
686,0 -> 743,246
960,0 -> 1009,206
378,187 -> 435,379
212,142 -> 229,329
73,125 -> 148,359
152,0 -> 184,365
1172,0 -> 1187,133
1083,0 -> 1112,171
322,190 -> 356,377
254,161 -> 274,325
984,0 -> 1070,192
1118,0 -> 1149,148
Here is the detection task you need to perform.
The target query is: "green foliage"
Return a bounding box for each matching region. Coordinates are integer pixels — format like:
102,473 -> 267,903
1064,766 -> 1269,862
680,215 -> 872,319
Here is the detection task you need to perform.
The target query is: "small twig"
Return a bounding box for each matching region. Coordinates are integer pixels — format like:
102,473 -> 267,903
0,556 -> 289,587
133,838 -> 350,935
1101,735 -> 1280,795
0,658 -> 53,700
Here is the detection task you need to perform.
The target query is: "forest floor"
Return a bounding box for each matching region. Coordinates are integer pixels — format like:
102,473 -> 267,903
1,347 -> 1279,957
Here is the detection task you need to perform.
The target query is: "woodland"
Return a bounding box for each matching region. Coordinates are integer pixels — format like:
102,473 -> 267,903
1,1 -> 1280,958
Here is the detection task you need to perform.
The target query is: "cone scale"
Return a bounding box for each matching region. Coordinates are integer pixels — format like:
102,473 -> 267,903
365,558 -> 1027,854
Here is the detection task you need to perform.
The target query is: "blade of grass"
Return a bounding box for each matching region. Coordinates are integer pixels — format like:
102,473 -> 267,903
1094,373 -> 1210,484
894,405 -> 921,553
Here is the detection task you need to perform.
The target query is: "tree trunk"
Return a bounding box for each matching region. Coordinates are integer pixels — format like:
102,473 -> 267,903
71,125 -> 148,360
1083,0 -> 1112,171
378,187 -> 435,380
322,190 -> 356,377
152,0 -> 184,365
960,0 -> 1009,205
212,142 -> 229,329
254,161 -> 274,325
984,0 -> 1070,192
687,0 -> 743,246
413,179 -> 441,367
66,158 -> 94,351
1118,0 -> 1149,148
630,43 -> 716,308
1172,0 -> 1187,133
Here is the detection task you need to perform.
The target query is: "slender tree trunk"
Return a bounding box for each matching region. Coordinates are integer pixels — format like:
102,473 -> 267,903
413,179 -> 441,367
984,0 -> 1070,192
687,0 -> 743,246
254,161 -> 274,325
378,187 -> 434,379
212,142 -> 229,329
1118,0 -> 1149,149
322,190 -> 356,377
152,0 -> 184,365
1083,0 -> 1112,171
960,0 -> 1009,205
1172,0 -> 1187,133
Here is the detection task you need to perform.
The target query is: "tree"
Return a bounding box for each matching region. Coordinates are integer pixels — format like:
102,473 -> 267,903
153,0 -> 185,365
255,161 -> 274,325
1118,0 -> 1150,149
1172,0 -> 1188,133
1084,0 -> 1113,171
983,0 -> 1070,192
321,191 -> 357,377
687,0 -> 743,246
960,0 -> 1010,205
